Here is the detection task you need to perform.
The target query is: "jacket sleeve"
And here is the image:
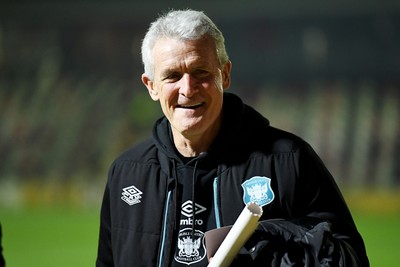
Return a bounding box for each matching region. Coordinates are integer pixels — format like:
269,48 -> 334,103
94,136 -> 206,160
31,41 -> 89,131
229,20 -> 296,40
234,142 -> 369,266
96,168 -> 115,267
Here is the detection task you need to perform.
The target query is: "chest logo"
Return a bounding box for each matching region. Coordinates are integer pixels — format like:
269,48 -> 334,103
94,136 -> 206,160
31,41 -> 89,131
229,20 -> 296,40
242,176 -> 275,207
121,185 -> 143,206
181,200 -> 207,218
175,228 -> 206,265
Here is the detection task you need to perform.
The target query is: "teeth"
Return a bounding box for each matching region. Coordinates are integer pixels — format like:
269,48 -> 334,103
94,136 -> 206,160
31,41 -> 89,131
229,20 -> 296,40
180,103 -> 202,108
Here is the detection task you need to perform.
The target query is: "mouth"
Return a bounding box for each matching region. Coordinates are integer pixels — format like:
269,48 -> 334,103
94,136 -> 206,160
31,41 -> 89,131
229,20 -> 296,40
177,102 -> 205,109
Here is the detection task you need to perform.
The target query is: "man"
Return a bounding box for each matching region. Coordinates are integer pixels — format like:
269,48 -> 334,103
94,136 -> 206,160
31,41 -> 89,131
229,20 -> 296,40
96,9 -> 369,267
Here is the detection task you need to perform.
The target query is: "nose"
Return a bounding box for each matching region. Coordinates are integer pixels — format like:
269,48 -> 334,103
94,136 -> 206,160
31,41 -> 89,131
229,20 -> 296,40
178,73 -> 197,97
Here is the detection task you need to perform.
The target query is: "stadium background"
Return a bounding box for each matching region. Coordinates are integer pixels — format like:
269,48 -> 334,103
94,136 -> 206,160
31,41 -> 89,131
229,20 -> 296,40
0,1 -> 399,266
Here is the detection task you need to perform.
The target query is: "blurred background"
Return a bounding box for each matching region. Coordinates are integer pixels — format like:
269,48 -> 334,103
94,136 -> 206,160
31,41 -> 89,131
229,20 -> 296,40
0,0 -> 399,266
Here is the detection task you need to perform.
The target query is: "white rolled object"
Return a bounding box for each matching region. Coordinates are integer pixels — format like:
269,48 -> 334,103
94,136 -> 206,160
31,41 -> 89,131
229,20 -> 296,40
207,202 -> 263,267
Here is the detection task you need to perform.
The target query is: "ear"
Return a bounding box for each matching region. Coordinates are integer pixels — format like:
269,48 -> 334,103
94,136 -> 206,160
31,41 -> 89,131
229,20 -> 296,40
222,60 -> 232,90
141,73 -> 159,101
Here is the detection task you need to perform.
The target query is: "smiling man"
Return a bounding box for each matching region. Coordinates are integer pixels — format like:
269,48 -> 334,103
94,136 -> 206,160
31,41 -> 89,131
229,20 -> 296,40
96,9 -> 369,267
142,36 -> 231,157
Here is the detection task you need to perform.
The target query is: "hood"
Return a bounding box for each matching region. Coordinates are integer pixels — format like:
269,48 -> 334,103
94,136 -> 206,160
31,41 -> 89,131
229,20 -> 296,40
151,92 -> 271,239
152,92 -> 270,166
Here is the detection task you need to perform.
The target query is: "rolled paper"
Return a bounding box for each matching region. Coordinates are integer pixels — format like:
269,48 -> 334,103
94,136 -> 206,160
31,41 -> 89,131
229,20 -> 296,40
207,202 -> 263,267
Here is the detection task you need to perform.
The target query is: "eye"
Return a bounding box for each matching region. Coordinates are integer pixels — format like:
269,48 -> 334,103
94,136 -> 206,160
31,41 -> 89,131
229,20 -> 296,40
193,69 -> 210,78
162,72 -> 182,82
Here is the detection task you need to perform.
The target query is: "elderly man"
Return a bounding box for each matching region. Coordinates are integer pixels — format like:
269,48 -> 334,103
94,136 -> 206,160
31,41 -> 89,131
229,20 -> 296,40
96,9 -> 369,267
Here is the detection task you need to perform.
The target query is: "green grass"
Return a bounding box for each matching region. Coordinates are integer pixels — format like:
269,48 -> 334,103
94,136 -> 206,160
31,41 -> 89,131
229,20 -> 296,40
0,207 -> 399,266
0,207 -> 100,267
354,212 -> 400,267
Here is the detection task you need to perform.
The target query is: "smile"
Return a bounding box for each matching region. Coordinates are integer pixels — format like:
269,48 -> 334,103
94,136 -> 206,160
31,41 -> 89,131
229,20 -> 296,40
177,102 -> 204,109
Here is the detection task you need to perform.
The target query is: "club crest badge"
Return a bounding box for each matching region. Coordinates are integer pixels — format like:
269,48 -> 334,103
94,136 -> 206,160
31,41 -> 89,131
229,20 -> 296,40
242,176 -> 275,207
174,228 -> 206,265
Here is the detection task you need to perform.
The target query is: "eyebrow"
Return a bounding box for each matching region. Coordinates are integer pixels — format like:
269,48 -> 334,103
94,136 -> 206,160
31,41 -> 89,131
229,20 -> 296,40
159,60 -> 212,80
160,69 -> 179,79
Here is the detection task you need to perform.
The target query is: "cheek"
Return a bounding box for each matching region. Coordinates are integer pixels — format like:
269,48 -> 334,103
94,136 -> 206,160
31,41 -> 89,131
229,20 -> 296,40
158,85 -> 178,106
212,73 -> 224,92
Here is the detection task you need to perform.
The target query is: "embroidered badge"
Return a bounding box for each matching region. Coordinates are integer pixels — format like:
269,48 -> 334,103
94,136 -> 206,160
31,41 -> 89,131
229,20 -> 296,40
241,176 -> 275,207
175,228 -> 206,265
121,185 -> 143,206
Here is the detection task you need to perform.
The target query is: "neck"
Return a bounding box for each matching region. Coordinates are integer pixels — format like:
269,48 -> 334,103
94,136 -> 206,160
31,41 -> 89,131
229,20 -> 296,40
172,121 -> 221,158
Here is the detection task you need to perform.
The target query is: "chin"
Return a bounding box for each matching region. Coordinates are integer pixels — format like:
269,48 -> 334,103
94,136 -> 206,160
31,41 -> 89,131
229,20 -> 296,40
177,123 -> 206,136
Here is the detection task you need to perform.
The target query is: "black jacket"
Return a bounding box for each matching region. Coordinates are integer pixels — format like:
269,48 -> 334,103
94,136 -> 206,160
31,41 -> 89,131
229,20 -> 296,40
96,93 -> 369,266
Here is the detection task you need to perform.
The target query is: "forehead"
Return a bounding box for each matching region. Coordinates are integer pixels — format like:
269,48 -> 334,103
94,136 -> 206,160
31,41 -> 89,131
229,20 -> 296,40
151,36 -> 218,71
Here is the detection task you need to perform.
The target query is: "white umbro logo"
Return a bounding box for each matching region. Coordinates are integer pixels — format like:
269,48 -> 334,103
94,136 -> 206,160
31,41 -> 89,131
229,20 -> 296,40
121,185 -> 143,206
181,200 -> 206,218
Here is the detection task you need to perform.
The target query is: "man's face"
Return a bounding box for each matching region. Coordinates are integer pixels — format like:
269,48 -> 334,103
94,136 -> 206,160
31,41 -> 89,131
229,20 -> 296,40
142,36 -> 231,139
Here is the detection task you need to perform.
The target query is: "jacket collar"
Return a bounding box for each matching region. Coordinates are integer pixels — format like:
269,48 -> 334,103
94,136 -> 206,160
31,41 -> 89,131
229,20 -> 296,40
152,92 -> 270,166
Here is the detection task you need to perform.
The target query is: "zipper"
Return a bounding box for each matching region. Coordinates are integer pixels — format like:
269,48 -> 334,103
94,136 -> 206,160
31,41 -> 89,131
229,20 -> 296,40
213,177 -> 222,228
191,160 -> 199,240
158,190 -> 171,267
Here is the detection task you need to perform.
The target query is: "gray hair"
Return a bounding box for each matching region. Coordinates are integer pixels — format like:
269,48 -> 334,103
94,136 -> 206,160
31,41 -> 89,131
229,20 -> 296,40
141,9 -> 229,80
